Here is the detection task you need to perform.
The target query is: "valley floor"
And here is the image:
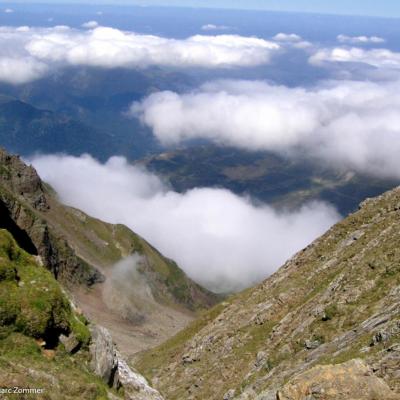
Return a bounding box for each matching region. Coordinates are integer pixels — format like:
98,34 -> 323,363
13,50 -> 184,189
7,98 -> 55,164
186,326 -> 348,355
72,280 -> 193,360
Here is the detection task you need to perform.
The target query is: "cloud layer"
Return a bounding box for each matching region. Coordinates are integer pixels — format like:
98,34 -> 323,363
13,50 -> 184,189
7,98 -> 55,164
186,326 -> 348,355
309,47 -> 400,69
337,34 -> 385,44
31,154 -> 339,293
273,33 -> 302,42
0,25 -> 280,84
201,24 -> 229,31
0,56 -> 48,85
131,79 -> 400,179
272,32 -> 311,49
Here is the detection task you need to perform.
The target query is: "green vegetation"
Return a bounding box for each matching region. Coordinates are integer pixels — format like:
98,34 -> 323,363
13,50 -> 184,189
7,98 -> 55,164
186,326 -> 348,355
322,304 -> 339,321
137,301 -> 227,375
45,198 -> 217,310
0,333 -> 111,400
0,229 -> 117,399
0,228 -> 85,342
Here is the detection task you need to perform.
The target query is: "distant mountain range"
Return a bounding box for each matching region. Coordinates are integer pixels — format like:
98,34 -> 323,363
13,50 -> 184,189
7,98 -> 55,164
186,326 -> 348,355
0,67 -> 193,160
0,95 -> 120,161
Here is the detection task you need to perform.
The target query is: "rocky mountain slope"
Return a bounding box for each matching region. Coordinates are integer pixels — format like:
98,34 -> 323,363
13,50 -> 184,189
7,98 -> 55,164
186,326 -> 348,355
136,187 -> 400,399
0,228 -> 166,400
0,148 -> 218,357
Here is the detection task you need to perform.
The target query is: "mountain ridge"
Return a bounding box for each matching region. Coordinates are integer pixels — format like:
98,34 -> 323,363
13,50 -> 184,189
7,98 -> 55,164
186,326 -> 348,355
0,147 -> 219,358
0,97 -> 119,161
135,186 -> 400,399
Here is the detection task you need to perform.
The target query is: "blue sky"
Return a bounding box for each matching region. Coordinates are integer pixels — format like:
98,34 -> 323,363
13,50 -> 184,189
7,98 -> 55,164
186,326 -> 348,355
4,0 -> 400,18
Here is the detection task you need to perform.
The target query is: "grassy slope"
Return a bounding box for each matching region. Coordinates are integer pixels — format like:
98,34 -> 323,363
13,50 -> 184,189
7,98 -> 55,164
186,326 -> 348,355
0,148 -> 217,310
135,187 -> 400,399
43,192 -> 218,311
0,229 -> 116,400
1,148 -> 219,359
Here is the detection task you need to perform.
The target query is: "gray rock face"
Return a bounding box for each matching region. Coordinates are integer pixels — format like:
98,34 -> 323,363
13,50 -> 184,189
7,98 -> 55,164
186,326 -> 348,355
136,187 -> 400,400
89,325 -> 118,385
223,389 -> 236,400
276,359 -> 399,400
0,147 -> 104,286
116,351 -> 164,400
89,325 -> 164,400
59,332 -> 80,353
255,351 -> 267,368
304,339 -> 320,350
0,148 -> 48,211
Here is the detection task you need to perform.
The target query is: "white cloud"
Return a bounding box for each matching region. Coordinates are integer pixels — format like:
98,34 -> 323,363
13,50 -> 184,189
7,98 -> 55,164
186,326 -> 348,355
337,34 -> 385,44
25,28 -> 279,69
82,20 -> 99,29
272,32 -> 311,49
0,25 -> 280,83
131,79 -> 400,180
31,154 -> 339,293
4,8 -> 14,14
201,24 -> 229,31
0,56 -> 47,84
273,33 -> 301,42
309,47 -> 400,69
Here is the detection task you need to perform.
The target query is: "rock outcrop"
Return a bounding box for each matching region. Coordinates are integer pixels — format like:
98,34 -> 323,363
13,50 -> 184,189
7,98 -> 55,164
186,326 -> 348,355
277,359 -> 398,400
0,148 -> 103,285
136,187 -> 400,399
89,325 -> 164,400
89,325 -> 119,385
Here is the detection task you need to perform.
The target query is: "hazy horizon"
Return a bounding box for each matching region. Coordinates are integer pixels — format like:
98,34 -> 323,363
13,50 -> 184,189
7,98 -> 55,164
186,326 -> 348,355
2,0 -> 400,19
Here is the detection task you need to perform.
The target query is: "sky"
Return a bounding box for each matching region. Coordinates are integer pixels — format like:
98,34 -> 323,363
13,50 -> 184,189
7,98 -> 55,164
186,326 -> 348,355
2,0 -> 400,19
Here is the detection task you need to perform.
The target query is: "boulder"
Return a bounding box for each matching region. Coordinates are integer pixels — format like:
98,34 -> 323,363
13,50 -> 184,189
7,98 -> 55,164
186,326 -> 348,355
115,351 -> 164,400
89,325 -> 118,385
59,333 -> 80,353
223,389 -> 235,400
276,359 -> 398,400
89,325 -> 164,399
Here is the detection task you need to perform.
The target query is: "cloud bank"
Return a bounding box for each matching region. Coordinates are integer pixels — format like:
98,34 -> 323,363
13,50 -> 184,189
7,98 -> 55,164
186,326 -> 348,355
31,154 -> 339,293
337,34 -> 385,44
0,25 -> 280,84
131,79 -> 400,180
201,24 -> 229,31
272,32 -> 311,49
82,20 -> 99,29
0,56 -> 48,85
309,47 -> 400,69
273,33 -> 302,42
